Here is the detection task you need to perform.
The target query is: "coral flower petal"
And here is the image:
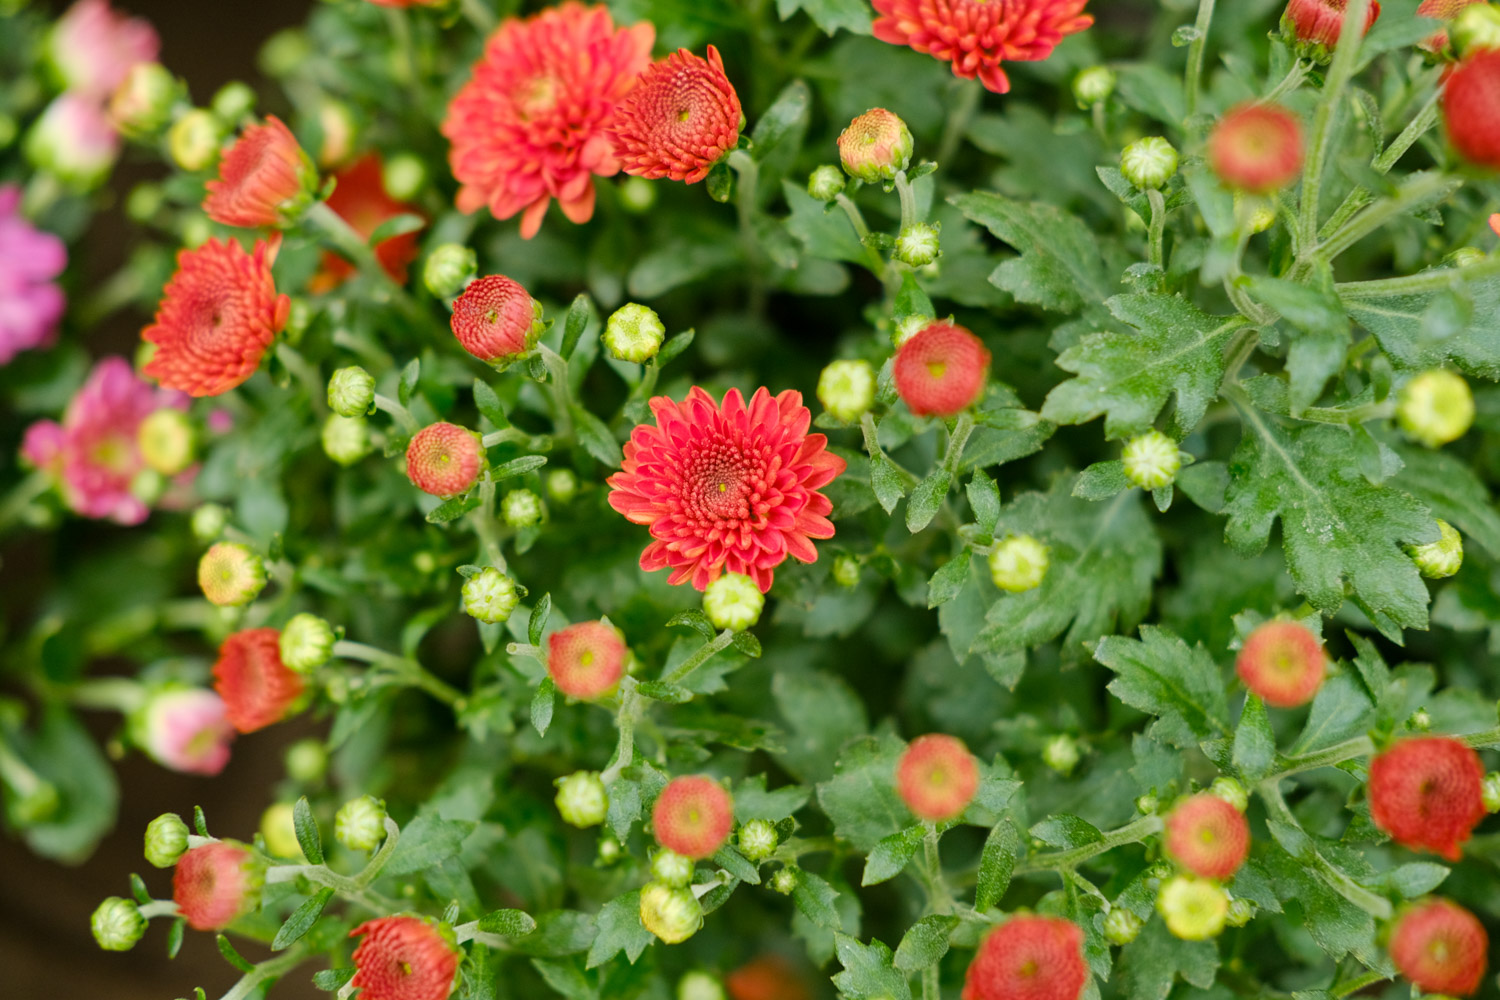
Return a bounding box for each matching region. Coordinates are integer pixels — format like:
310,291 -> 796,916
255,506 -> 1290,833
608,45 -> 742,184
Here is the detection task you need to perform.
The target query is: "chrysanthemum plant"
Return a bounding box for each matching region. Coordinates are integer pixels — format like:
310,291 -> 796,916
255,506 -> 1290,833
5,0 -> 1500,999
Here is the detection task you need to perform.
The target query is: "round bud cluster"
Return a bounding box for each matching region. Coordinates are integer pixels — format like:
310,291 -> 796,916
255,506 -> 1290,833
1369,736 -> 1485,860
198,541 -> 267,607
817,359 -> 876,424
1103,907 -> 1143,945
738,818 -> 779,862
138,409 -> 195,476
191,502 -> 228,543
462,567 -> 520,625
1409,519 -> 1464,579
895,222 -> 941,268
1157,873 -> 1230,941
837,108 -> 914,184
1042,734 -> 1080,775
620,176 -> 657,213
807,164 -> 845,202
285,739 -> 328,784
322,414 -> 372,466
1073,66 -> 1117,107
555,771 -> 609,828
110,62 -> 178,139
279,613 -> 335,673
502,489 -> 545,528
382,153 -> 426,202
327,366 -> 375,417
1236,620 -> 1326,708
145,812 -> 191,868
604,303 -> 666,363
832,553 -> 861,588
702,571 -> 764,632
639,882 -> 704,944
1397,369 -> 1474,448
548,621 -> 628,700
1390,898 -> 1489,997
1484,772 -> 1500,814
770,868 -> 799,895
424,243 -> 478,299
1120,137 -> 1178,190
1226,897 -> 1255,927
1164,793 -> 1251,879
653,775 -> 735,859
988,534 -> 1049,593
893,320 -> 991,417
1122,429 -> 1181,490
896,733 -> 979,822
406,422 -> 485,497
962,916 -> 1089,1000
678,971 -> 726,1000
91,897 -> 147,952
335,795 -> 387,852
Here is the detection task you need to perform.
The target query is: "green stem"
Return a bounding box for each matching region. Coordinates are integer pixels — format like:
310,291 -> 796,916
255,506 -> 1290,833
662,629 -> 735,685
274,343 -> 325,408
1184,0 -> 1218,117
860,413 -> 918,486
921,823 -> 953,915
536,343 -> 575,441
1263,58 -> 1310,103
943,413 -> 976,475
600,680 -> 640,786
218,950 -> 307,1000
1146,188 -> 1167,271
459,0 -> 496,34
894,170 -> 918,231
936,79 -> 982,166
1336,255 -> 1500,298
1312,171 -> 1460,264
333,640 -> 465,709
1017,815 -> 1162,872
727,150 -> 766,316
372,392 -> 419,434
480,427 -> 552,451
1258,781 -> 1391,919
65,677 -> 147,714
1297,0 -> 1372,253
834,193 -> 890,280
0,472 -> 50,534
470,478 -> 506,571
138,900 -> 179,920
1318,84 -> 1444,241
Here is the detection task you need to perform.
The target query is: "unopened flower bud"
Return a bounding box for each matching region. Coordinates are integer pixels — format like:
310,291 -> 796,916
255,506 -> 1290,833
1157,874 -> 1229,941
191,503 -> 228,543
988,534 -> 1049,593
285,739 -> 327,784
382,152 -> 426,202
1453,3 -> 1500,57
1398,370 -> 1474,448
168,109 -> 223,172
738,818 -> 778,862
652,849 -> 696,887
138,408 -> 195,476
1136,793 -> 1159,815
1482,772 -> 1500,813
322,414 -> 372,466
423,243 -> 477,299
770,868 -> 799,895
1210,776 -> 1249,812
1121,137 -> 1178,191
462,567 -> 519,625
1235,194 -> 1278,235
555,771 -> 609,828
808,164 -> 845,201
260,802 -> 302,859
211,82 -> 256,124
91,897 -> 146,952
837,108 -> 914,184
640,882 -> 704,943
598,836 -> 622,864
110,62 -> 178,138
327,366 -> 375,417
335,795 -> 387,853
279,613 -> 335,673
893,313 -> 932,348
546,468 -> 578,503
604,303 -> 666,363
832,553 -> 861,588
702,571 -> 764,632
198,542 -> 266,607
25,95 -> 118,188
678,971 -> 727,1000
316,98 -> 355,167
502,489 -> 544,528
1042,734 -> 1080,775
1408,707 -> 1434,732
1123,429 -> 1181,490
817,359 -> 875,424
1103,907 -> 1142,945
1446,247 -> 1487,269
1226,897 -> 1255,927
1409,519 -> 1463,579
620,175 -> 657,213
144,812 -> 191,868
895,222 -> 942,267
1073,66 -> 1117,107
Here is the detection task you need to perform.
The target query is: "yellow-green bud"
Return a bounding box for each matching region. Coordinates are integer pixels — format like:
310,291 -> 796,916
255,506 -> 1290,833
1409,519 -> 1463,579
168,109 -> 222,172
1157,874 -> 1229,941
893,313 -> 932,348
335,795 -> 387,853
1121,137 -> 1179,191
1122,430 -> 1181,490
261,802 -> 302,859
1235,194 -> 1277,235
555,771 -> 609,828
144,812 -> 190,868
126,182 -> 164,223
327,366 -> 375,417
1446,247 -> 1487,269
190,502 -> 228,543
620,175 -> 657,213
91,897 -> 147,952
832,553 -> 861,588
988,534 -> 1049,593
837,108 -> 914,184
808,164 -> 846,202
1397,370 -> 1474,448
678,971 -> 727,1000
1453,3 -> 1500,57
322,414 -> 372,466
1136,793 -> 1159,815
382,152 -> 426,202
817,359 -> 875,423
502,489 -> 545,528
1408,707 -> 1434,732
258,28 -> 311,78
198,541 -> 266,607
423,243 -> 477,299
702,572 -> 764,632
110,62 -> 178,139
463,567 -> 520,625
285,739 -> 327,784
770,868 -> 799,895
738,818 -> 778,862
1102,907 -> 1142,945
316,98 -> 355,167
1210,776 -> 1249,812
138,408 -> 195,476
1073,66 -> 1117,107
280,613 -> 336,673
1483,772 -> 1500,813
546,468 -> 578,503
652,849 -> 696,887
598,836 -> 623,864
210,82 -> 256,124
1042,734 -> 1080,775
640,882 -> 703,944
1226,897 -> 1255,927
604,303 -> 666,363
895,222 -> 941,267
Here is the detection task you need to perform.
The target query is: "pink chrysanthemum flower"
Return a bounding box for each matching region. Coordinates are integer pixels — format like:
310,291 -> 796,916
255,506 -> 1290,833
20,357 -> 187,524
173,841 -> 261,931
135,687 -> 234,776
0,184 -> 67,365
49,0 -> 159,101
203,117 -> 316,229
608,45 -> 742,184
442,2 -> 654,239
349,915 -> 461,1000
607,387 -> 847,593
872,0 -> 1095,94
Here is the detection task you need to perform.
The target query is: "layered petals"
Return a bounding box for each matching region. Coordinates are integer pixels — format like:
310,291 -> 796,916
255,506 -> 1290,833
608,46 -> 742,184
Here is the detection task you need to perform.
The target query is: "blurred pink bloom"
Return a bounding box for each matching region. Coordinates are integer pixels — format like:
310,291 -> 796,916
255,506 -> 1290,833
0,185 -> 66,365
21,357 -> 188,524
26,94 -> 121,187
207,408 -> 235,434
49,0 -> 160,100
137,688 -> 235,776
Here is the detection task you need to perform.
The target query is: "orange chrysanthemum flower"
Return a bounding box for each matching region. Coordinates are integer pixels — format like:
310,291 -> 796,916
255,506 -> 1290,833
963,916 -> 1088,1000
1391,898 -> 1489,997
1164,793 -> 1250,879
212,627 -> 305,734
607,387 -> 846,593
547,621 -> 627,699
406,422 -> 485,498
1284,0 -> 1383,46
141,238 -> 290,397
450,274 -> 541,363
872,0 -> 1094,94
349,915 -> 461,1000
442,2 -> 654,238
173,841 -> 261,931
893,321 -> 991,417
608,45 -> 742,184
1209,103 -> 1305,193
1369,736 -> 1486,860
311,155 -> 423,291
653,775 -> 734,859
203,116 -> 315,229
897,733 -> 980,821
1236,620 -> 1325,707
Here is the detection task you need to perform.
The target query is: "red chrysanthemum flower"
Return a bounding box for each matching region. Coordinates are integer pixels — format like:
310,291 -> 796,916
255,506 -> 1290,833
450,274 -> 541,363
1209,103 -> 1305,193
1236,620 -> 1325,708
442,2 -> 654,239
1444,49 -> 1500,170
653,775 -> 734,859
1491,214 -> 1500,238
173,842 -> 260,931
349,916 -> 461,1000
608,45 -> 742,184
1284,0 -> 1383,46
203,116 -> 315,229
963,916 -> 1089,1000
1392,899 -> 1489,996
140,237 -> 291,397
406,422 -> 485,497
1165,793 -> 1250,879
310,155 -> 423,292
727,955 -> 813,1000
607,386 -> 846,593
547,620 -> 627,699
893,321 -> 991,418
872,0 -> 1095,95
212,627 -> 306,734
1369,736 -> 1486,860
896,733 -> 980,822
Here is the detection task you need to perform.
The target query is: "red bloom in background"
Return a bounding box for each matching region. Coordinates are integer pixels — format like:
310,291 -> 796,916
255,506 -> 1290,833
1165,794 -> 1250,879
406,422 -> 485,497
609,46 -> 742,184
311,155 -> 423,291
607,387 -> 846,593
1209,103 -> 1305,193
442,2 -> 654,238
1284,0 -> 1383,46
897,733 -> 980,821
173,842 -> 259,931
872,0 -> 1094,94
653,775 -> 734,859
1391,899 -> 1489,997
1236,620 -> 1325,707
1444,50 -> 1500,170
203,117 -> 315,229
1416,0 -> 1482,52
727,956 -> 813,1000
894,321 -> 991,417
1369,736 -> 1485,860
212,627 -> 305,733
450,274 -> 540,363
547,620 -> 627,699
141,238 -> 290,397
349,916 -> 461,1000
963,916 -> 1088,1000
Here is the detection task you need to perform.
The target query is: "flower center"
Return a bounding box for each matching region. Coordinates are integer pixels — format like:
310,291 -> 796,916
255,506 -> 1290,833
518,75 -> 558,119
926,361 -> 947,379
683,442 -> 762,523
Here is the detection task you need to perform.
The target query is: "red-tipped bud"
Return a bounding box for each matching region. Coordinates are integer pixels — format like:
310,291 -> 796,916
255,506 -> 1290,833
837,108 -> 914,184
173,841 -> 262,931
1391,898 -> 1489,997
962,916 -> 1089,1000
1443,50 -> 1500,170
1209,103 -> 1305,193
405,422 -> 484,498
1370,736 -> 1486,860
212,627 -> 306,733
896,733 -> 980,822
547,621 -> 627,700
349,915 -> 461,1000
450,274 -> 542,364
1164,793 -> 1250,879
203,116 -> 316,228
1283,0 -> 1382,48
609,45 -> 743,184
1236,620 -> 1326,707
892,321 -> 990,418
652,775 -> 734,860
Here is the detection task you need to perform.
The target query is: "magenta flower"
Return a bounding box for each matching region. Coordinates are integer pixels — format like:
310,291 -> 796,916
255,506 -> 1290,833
0,185 -> 66,365
135,688 -> 235,776
21,357 -> 188,525
48,0 -> 160,100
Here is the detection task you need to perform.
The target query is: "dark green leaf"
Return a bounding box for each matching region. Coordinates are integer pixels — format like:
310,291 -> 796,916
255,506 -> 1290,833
491,455 -> 548,482
1391,444 -> 1500,559
953,191 -> 1113,312
713,844 -> 762,885
367,213 -> 424,247
529,594 -> 552,646
894,271 -> 934,322
927,551 -> 972,609
656,328 -> 695,367
1030,814 -> 1102,850
975,820 -> 1018,912
167,917 -> 184,959
312,969 -> 356,991
561,294 -> 592,360
398,358 -> 420,407
217,934 -> 255,973
531,677 -> 556,737
967,470 -> 1001,535
730,631 -> 762,657
293,796 -> 323,865
1233,694 -> 1276,781
636,680 -> 692,703
776,0 -> 873,34
832,933 -> 911,1000
425,493 -> 481,524
585,892 -> 654,969
750,79 -> 811,158
473,378 -> 508,427
869,455 -> 909,515
1385,862 -> 1449,898
666,609 -> 717,641
478,908 -> 538,937
1340,273 -> 1500,377
570,405 -> 622,466
383,814 -> 475,877
1073,460 -> 1129,501
1114,917 -> 1220,1000
815,733 -> 908,851
894,914 -> 958,973
905,467 -> 951,532
1094,626 -> 1232,749
272,887 -> 334,951
792,871 -> 842,929
130,872 -> 150,905
861,824 -> 926,886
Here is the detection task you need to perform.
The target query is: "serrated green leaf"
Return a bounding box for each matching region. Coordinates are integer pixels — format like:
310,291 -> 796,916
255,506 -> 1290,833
585,892 -> 653,969
906,468 -> 951,532
1074,460 -> 1129,501
1391,444 -> 1500,559
953,191 -> 1112,312
967,470 -> 1001,535
1114,917 -> 1220,1000
927,550 -> 972,609
398,358 -> 420,407
775,0 -> 873,35
894,914 -> 958,972
861,824 -> 925,886
272,887 -> 334,951
816,732 -> 908,851
1340,273 -> 1500,377
478,908 -> 538,937
570,405 -> 622,466
792,870 -> 842,929
425,493 -> 481,524
869,455 -> 909,515
1233,694 -> 1276,781
474,378 -> 508,427
1094,626 -> 1231,749
531,677 -> 555,737
832,933 -> 911,1000
1262,844 -> 1377,960
293,796 -> 323,865
750,79 -> 811,158
491,455 -> 548,482
975,819 -> 1018,912
383,814 -> 476,877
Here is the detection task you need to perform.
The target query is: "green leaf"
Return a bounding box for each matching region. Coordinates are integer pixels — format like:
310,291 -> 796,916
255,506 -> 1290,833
732,775 -> 810,821
1222,416 -> 1434,629
585,892 -> 654,968
967,470 -> 1001,535
531,677 -> 556,737
1262,844 -> 1377,960
1093,626 -> 1232,749
656,328 -> 695,367
1232,694 -> 1276,781
217,934 -> 256,973
570,405 -> 622,466
383,814 -> 476,877
426,493 -> 481,524
775,0 -> 873,35
713,843 -> 762,884
792,870 -> 842,929
861,824 -> 926,886
491,455 -> 548,482
1245,276 -> 1351,412
312,969 -> 356,992
905,467 -> 951,532
473,378 -> 508,427
832,933 -> 912,1000
816,733 -> 909,852
894,914 -> 958,973
293,796 -> 323,865
1030,814 -> 1102,850
367,212 -> 424,247
12,707 -> 118,863
952,191 -> 1113,312
1391,444 -> 1500,559
927,550 -> 972,609
666,609 -> 716,641
272,887 -> 334,951
705,161 -> 734,203
895,271 -> 935,322
730,630 -> 762,657
1073,460 -> 1129,501
1043,294 -> 1244,439
166,917 -> 185,959
775,671 -> 869,784
869,454 -> 909,515
529,594 -> 552,646
561,294 -> 592,360
477,908 -> 538,937
130,873 -> 150,905
636,680 -> 692,703
1114,917 -> 1220,1000
750,79 -> 811,158
1385,862 -> 1449,898
398,358 -> 420,407
1340,273 -> 1500,377
975,819 -> 1018,912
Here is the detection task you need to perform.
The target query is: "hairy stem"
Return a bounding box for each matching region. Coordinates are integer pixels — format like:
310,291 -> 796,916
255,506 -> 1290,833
1018,814 -> 1163,872
1297,0 -> 1372,253
1184,0 -> 1218,117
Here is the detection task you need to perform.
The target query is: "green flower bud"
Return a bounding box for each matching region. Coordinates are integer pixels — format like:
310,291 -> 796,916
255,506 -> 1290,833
770,868 -> 799,895
462,567 -> 520,625
327,366 -> 375,417
261,802 -> 302,859
91,897 -> 147,952
129,468 -> 166,507
555,771 -> 609,828
895,222 -> 941,267
1483,772 -> 1500,814
1398,370 -> 1474,448
546,468 -> 578,504
1210,776 -> 1249,812
1157,874 -> 1229,941
1408,707 -> 1434,732
279,613 -> 336,673
988,534 -> 1049,593
640,882 -> 704,944
168,109 -> 223,172
258,28 -> 310,78
181,214 -> 213,249
832,553 -> 861,588
1445,247 -> 1486,269
382,152 -> 427,202
604,303 -> 666,363
144,812 -> 190,868
137,409 -> 195,476
598,836 -> 623,864
678,971 -> 727,1000
1121,137 -> 1179,191
807,164 -> 846,202
1453,3 -> 1500,58
198,541 -> 266,607
1136,793 -> 1160,816
1409,519 -> 1463,579
285,739 -> 327,784
316,98 -> 355,167
1103,907 -> 1142,945
838,108 -> 914,184
423,243 -> 478,299
110,62 -> 178,139
702,572 -> 764,632
738,818 -> 778,862
210,82 -> 256,124
1042,734 -> 1080,775
1234,194 -> 1277,235
190,503 -> 228,543
620,175 -> 657,213
817,359 -> 876,424
125,182 -> 164,223
1073,66 -> 1117,107
335,795 -> 387,853
652,849 -> 695,887
322,414 -> 372,466
502,489 -> 545,528
1225,897 -> 1255,927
